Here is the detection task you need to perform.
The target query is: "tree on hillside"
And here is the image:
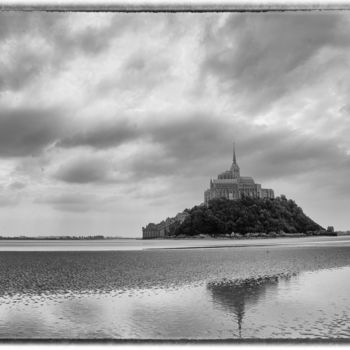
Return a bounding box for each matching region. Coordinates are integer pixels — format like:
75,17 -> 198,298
174,196 -> 323,237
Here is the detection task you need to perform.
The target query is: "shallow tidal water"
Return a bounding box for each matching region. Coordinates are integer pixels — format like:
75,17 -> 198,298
1,238 -> 350,340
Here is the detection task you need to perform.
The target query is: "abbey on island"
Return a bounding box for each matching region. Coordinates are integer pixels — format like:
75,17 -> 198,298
142,143 -> 275,239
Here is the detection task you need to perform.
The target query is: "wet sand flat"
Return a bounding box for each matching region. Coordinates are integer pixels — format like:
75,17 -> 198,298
1,240 -> 350,339
1,242 -> 350,295
0,235 -> 349,251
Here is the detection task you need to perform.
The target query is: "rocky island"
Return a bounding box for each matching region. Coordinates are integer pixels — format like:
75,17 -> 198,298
143,144 -> 332,239
142,196 -> 333,239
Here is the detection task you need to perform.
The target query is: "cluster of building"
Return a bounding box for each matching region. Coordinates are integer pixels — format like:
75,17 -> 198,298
142,143 -> 275,239
142,211 -> 189,239
204,144 -> 274,204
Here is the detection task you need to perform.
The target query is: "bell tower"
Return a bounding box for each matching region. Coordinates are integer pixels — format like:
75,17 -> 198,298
230,142 -> 240,178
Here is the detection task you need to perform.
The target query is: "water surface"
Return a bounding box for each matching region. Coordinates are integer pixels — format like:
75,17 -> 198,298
1,240 -> 350,339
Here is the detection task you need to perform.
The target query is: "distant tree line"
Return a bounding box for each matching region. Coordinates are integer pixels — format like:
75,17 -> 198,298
174,196 -> 324,237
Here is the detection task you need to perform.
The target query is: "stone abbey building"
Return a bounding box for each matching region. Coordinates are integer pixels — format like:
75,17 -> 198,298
142,211 -> 189,239
204,144 -> 274,204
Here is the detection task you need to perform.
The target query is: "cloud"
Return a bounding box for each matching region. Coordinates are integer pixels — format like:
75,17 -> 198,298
0,13 -> 187,94
0,12 -> 349,233
0,13 -> 63,92
35,193 -> 111,212
201,12 -> 350,114
0,44 -> 48,92
116,50 -> 172,91
0,12 -> 60,41
53,109 -> 350,197
0,12 -> 132,92
58,118 -> 140,149
239,130 -> 350,181
56,112 -> 240,180
125,112 -> 350,200
0,107 -> 67,158
8,182 -> 26,190
53,156 -> 112,184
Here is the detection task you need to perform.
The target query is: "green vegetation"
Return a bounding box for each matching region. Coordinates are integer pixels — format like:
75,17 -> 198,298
174,196 -> 324,237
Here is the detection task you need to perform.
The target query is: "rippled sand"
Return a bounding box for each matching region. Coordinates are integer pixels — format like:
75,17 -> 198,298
1,240 -> 350,340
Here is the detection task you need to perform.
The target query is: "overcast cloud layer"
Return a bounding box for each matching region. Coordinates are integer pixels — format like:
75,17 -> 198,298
0,11 -> 350,236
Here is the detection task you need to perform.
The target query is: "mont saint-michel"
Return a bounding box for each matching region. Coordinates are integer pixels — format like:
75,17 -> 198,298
142,144 -> 323,239
2,10 -> 350,343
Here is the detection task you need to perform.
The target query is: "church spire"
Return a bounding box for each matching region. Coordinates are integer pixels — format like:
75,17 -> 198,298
233,141 -> 237,164
230,141 -> 240,178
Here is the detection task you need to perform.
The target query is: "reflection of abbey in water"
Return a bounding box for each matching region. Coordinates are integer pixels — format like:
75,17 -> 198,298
207,274 -> 292,338
204,143 -> 274,205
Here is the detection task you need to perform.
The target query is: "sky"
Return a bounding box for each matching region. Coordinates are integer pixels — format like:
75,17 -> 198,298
0,11 -> 350,237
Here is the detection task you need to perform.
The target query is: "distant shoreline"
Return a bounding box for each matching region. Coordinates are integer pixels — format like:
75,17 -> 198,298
144,232 -> 339,240
0,232 -> 343,241
0,237 -> 137,240
0,232 -> 348,241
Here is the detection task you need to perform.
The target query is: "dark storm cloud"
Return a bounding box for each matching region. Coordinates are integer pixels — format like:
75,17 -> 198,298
202,12 -> 350,114
0,51 -> 46,92
239,131 -> 349,179
0,12 -> 57,40
0,12 -> 191,94
149,115 -> 242,163
0,107 -> 67,158
0,12 -> 64,91
134,115 -> 350,198
123,115 -> 268,181
49,14 -> 133,56
53,157 -> 111,184
58,119 -> 139,149
53,111 -> 350,197
52,112 -> 241,188
35,193 -> 105,212
8,182 -> 26,190
51,13 -> 185,59
0,12 -> 137,92
55,112 -> 242,178
58,112 -> 238,161
228,128 -> 350,197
